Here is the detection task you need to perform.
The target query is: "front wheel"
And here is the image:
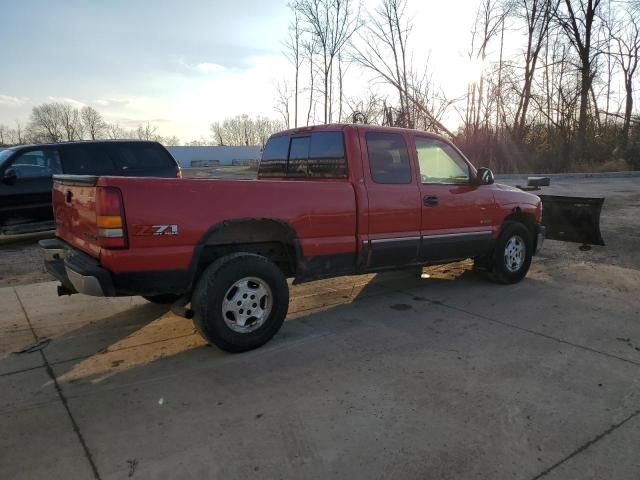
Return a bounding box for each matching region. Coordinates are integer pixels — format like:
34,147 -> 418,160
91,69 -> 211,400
192,253 -> 289,353
489,222 -> 533,284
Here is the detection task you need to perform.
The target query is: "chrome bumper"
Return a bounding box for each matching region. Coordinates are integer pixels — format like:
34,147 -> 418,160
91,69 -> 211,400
40,238 -> 114,297
66,267 -> 105,296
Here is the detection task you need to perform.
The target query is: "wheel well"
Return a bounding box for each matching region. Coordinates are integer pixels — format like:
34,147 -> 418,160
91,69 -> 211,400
196,219 -> 298,277
502,208 -> 536,242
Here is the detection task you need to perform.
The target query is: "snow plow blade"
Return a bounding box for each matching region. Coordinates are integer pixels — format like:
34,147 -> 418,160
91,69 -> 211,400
539,195 -> 605,246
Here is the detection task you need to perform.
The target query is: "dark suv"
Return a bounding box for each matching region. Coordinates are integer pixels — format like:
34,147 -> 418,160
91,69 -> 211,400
0,140 -> 181,235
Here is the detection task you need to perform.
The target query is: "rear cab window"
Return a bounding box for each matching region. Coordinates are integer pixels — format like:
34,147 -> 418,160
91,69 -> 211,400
259,131 -> 347,179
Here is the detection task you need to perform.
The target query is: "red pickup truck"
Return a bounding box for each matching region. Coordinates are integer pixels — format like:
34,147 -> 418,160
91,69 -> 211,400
42,125 -> 546,352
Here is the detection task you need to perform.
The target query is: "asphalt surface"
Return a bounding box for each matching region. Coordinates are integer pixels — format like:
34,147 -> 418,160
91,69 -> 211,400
1,176 -> 639,479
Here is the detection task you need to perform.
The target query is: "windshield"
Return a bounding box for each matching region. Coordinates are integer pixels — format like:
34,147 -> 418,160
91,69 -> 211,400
0,149 -> 15,166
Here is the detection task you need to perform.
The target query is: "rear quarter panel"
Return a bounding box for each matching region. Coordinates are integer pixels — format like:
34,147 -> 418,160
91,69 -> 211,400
97,177 -> 357,273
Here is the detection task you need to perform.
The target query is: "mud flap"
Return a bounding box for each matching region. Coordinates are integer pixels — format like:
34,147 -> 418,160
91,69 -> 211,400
539,195 -> 605,246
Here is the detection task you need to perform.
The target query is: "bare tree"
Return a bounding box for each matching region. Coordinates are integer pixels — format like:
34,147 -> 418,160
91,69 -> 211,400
59,103 -> 83,141
136,121 -> 159,141
81,106 -> 106,140
105,123 -> 130,140
352,0 -> 453,135
556,0 -> 602,158
209,115 -> 283,146
14,120 -> 24,144
344,92 -> 386,124
0,124 -> 8,145
28,103 -> 64,142
465,0 -> 510,134
512,0 -> 559,139
353,0 -> 412,127
303,37 -> 319,125
285,4 -> 303,127
297,0 -> 360,123
210,122 -> 225,145
605,3 -> 640,149
160,136 -> 181,146
254,116 -> 283,147
275,81 -> 292,128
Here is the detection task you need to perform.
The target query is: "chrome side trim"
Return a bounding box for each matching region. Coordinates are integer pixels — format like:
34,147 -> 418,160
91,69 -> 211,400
369,232 -> 492,244
421,231 -> 493,240
370,236 -> 420,244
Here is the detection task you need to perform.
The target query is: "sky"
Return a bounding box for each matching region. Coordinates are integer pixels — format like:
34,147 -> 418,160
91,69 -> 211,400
0,0 -> 485,141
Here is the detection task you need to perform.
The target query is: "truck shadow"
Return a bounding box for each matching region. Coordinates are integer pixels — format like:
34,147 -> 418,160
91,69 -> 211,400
5,261 -> 518,388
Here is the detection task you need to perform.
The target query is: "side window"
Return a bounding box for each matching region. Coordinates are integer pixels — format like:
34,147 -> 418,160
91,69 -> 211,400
259,135 -> 289,177
111,143 -> 175,171
415,137 -> 470,184
366,132 -> 412,184
11,150 -> 62,179
308,132 -> 347,178
60,145 -> 117,175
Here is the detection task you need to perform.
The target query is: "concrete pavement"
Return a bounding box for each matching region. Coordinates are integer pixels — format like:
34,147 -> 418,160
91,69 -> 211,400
1,177 -> 640,479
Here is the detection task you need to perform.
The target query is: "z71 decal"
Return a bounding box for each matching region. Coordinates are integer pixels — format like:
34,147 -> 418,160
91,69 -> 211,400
134,225 -> 179,236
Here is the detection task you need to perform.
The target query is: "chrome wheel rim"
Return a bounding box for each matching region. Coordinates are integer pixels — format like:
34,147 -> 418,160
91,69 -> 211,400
222,277 -> 272,333
504,235 -> 526,273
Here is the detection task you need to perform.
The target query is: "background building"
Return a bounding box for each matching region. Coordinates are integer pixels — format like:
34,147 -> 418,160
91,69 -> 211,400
166,146 -> 261,168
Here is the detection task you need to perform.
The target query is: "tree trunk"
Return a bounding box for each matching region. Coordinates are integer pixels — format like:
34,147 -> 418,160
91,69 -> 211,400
622,80 -> 633,149
576,60 -> 591,160
307,54 -> 315,126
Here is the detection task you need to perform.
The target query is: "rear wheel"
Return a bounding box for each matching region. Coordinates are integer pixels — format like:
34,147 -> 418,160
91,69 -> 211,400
192,253 -> 289,353
489,222 -> 533,284
143,293 -> 182,305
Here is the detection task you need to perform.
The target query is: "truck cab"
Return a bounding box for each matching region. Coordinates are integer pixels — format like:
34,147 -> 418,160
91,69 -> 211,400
259,125 -> 542,275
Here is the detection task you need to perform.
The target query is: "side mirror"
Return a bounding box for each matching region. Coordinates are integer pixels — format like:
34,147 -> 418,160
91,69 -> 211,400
2,168 -> 17,185
475,167 -> 494,185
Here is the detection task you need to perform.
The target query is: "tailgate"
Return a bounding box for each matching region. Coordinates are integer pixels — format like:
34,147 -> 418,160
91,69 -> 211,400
52,175 -> 102,258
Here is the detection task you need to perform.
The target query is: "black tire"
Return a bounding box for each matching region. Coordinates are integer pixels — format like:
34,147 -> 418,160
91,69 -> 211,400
143,293 -> 182,305
489,221 -> 533,284
192,253 -> 289,353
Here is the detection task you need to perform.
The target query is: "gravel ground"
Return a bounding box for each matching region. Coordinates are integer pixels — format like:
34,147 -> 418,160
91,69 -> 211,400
0,231 -> 53,287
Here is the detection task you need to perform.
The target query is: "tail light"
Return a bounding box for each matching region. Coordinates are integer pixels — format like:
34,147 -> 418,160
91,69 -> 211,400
96,186 -> 127,249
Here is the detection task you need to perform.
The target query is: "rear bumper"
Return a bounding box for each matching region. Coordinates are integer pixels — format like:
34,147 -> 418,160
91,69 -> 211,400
535,224 -> 546,255
39,239 -> 115,296
39,238 -> 192,297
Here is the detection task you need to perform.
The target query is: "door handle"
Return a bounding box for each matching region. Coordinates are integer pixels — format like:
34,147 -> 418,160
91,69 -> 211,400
423,195 -> 438,207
